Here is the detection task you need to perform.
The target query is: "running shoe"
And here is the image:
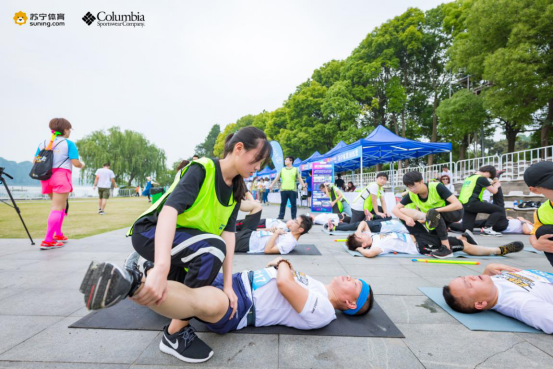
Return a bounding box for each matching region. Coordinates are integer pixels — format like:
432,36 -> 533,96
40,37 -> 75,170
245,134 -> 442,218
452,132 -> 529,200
425,209 -> 441,230
326,218 -> 335,232
99,211 -> 105,215
481,227 -> 502,237
53,235 -> 68,242
159,325 -> 214,363
462,230 -> 478,245
499,241 -> 524,256
40,241 -> 64,250
430,245 -> 454,259
79,261 -> 142,310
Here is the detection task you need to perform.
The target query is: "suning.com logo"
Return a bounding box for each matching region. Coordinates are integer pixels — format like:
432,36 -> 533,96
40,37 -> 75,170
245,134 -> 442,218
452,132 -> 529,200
13,11 -> 65,27
82,11 -> 145,27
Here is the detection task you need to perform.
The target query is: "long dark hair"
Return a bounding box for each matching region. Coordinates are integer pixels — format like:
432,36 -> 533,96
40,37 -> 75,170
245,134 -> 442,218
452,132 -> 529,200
223,126 -> 272,202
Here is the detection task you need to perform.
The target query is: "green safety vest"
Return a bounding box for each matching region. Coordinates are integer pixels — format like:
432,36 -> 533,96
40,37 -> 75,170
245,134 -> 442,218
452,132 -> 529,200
408,182 -> 446,213
458,174 -> 484,205
280,167 -> 298,191
537,200 -> 553,225
353,182 -> 382,212
127,158 -> 236,236
329,185 -> 348,213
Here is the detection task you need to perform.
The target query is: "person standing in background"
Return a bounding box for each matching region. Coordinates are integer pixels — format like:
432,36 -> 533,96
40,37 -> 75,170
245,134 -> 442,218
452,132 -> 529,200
93,163 -> 117,215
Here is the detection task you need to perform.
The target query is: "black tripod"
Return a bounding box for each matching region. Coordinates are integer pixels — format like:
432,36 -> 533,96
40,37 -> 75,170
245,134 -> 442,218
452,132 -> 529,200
0,167 -> 35,245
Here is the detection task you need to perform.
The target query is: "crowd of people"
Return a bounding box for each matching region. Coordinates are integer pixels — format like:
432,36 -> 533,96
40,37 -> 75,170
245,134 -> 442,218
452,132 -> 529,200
32,119 -> 551,364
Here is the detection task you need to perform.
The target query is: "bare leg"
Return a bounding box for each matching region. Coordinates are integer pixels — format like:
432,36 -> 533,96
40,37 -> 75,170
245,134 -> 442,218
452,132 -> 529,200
240,199 -> 262,215
101,199 -> 108,211
98,198 -> 102,210
400,208 -> 425,222
457,236 -> 500,255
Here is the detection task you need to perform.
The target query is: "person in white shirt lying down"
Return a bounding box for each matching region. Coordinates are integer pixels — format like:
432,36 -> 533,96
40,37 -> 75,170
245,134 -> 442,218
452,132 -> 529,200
80,256 -> 375,362
449,217 -> 534,235
345,221 -> 524,258
443,264 -> 553,334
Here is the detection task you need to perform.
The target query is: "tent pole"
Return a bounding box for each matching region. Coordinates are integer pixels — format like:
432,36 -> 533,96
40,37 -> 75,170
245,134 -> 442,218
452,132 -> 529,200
391,161 -> 395,195
449,151 -> 453,183
360,151 -> 364,188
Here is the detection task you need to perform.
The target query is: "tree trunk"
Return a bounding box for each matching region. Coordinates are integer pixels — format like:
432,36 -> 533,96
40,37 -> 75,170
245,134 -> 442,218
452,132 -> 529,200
541,99 -> 553,154
401,108 -> 406,137
428,92 -> 439,166
504,121 -> 519,153
376,164 -> 383,171
459,134 -> 469,160
392,113 -> 399,135
127,174 -> 135,187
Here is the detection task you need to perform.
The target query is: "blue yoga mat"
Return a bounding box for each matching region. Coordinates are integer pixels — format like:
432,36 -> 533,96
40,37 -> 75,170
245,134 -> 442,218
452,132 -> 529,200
419,287 -> 542,334
341,244 -> 504,259
524,245 -> 545,254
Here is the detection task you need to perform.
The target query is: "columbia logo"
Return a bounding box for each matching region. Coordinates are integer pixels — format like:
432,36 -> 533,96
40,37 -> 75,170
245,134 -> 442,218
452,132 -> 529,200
82,12 -> 96,25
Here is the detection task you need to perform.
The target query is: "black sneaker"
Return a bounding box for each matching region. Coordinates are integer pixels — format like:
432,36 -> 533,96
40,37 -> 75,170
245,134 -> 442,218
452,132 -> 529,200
79,261 -> 142,310
499,241 -> 524,256
425,209 -> 441,230
431,245 -> 454,259
159,325 -> 214,363
462,230 -> 478,245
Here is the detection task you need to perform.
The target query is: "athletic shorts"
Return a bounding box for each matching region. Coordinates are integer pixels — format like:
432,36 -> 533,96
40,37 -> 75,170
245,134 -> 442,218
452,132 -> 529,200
98,187 -> 110,199
205,272 -> 252,334
41,168 -> 73,194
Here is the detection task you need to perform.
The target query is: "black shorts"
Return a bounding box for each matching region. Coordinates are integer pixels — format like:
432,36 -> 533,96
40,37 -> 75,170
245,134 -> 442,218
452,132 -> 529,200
235,211 -> 262,253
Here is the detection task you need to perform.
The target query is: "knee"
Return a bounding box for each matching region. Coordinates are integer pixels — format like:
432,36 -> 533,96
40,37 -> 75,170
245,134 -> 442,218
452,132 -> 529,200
536,225 -> 553,239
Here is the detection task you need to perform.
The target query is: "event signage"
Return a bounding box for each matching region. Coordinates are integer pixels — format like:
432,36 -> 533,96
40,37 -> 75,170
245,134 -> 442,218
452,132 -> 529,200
270,141 -> 284,173
334,147 -> 361,164
311,161 -> 334,213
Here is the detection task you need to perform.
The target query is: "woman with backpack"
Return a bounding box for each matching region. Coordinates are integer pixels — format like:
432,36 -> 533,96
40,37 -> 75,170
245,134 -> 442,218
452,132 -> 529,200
33,118 -> 85,250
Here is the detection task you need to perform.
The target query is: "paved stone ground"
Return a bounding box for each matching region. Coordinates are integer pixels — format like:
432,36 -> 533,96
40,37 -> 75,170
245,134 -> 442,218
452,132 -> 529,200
0,204 -> 552,368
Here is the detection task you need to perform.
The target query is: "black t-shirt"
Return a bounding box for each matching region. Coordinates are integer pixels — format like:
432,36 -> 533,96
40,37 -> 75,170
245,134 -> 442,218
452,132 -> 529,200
133,159 -> 240,233
335,179 -> 345,189
401,183 -> 452,206
465,176 -> 491,204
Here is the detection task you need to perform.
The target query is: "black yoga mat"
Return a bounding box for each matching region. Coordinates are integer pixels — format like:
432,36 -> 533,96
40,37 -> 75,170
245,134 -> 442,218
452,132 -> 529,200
239,244 -> 322,256
70,298 -> 403,338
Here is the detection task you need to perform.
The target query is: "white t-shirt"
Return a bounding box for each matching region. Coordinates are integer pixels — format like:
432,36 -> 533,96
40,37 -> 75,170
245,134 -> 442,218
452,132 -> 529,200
265,181 -> 271,190
351,183 -> 381,211
35,137 -> 79,172
367,232 -> 418,255
378,220 -> 409,234
492,270 -> 553,334
313,213 -> 340,225
246,182 -> 252,191
504,219 -> 523,234
95,168 -> 115,188
246,267 -> 336,330
264,218 -> 289,231
248,231 -> 297,254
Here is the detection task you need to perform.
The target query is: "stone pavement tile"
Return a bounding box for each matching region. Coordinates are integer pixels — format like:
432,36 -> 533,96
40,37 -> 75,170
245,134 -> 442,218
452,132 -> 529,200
340,264 -> 419,278
16,259 -> 92,273
0,259 -> 41,271
376,295 -> 457,325
0,363 -> 130,369
333,255 -> 416,265
0,288 -> 84,316
135,332 -> 278,368
69,306 -> 90,317
516,332 -> 553,356
0,316 -> 63,355
55,252 -> 131,261
0,317 -> 159,364
420,277 -> 453,288
398,323 -> 527,368
278,336 -> 424,369
0,271 -> 66,289
474,341 -> 553,369
354,275 -> 428,295
404,264 -> 476,279
1,250 -> 60,261
0,288 -> 21,302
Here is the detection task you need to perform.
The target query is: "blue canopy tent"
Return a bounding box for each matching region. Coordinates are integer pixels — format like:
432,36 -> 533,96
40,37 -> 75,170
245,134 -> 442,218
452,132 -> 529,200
256,166 -> 277,178
299,151 -> 322,173
293,158 -> 302,168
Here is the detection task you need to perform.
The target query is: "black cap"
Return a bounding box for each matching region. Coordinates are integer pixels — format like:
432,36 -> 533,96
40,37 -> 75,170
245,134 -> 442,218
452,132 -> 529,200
524,161 -> 553,189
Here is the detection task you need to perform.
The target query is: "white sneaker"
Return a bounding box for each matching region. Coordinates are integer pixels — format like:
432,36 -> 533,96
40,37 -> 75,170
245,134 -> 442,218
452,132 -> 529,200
481,227 -> 502,237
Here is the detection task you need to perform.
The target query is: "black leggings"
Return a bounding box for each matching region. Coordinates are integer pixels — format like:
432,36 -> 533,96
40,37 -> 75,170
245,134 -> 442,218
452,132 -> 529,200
350,207 -> 391,223
462,187 -> 507,231
334,218 -> 388,232
535,224 -> 553,267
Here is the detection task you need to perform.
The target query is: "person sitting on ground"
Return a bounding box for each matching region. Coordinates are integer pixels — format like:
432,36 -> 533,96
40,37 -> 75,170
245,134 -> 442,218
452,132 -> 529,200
443,263 -> 553,334
345,182 -> 356,192
319,183 -> 352,217
450,217 -> 533,235
525,161 -> 553,267
393,171 -> 464,258
440,175 -> 455,193
234,200 -> 313,254
80,256 -> 375,362
458,165 -> 507,237
345,221 -> 523,258
350,172 -> 392,223
325,218 -> 408,234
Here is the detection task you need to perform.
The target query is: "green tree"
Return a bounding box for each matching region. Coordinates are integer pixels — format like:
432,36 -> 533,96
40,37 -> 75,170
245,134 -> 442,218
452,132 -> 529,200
77,127 -> 167,187
212,115 -> 256,157
194,124 -> 220,158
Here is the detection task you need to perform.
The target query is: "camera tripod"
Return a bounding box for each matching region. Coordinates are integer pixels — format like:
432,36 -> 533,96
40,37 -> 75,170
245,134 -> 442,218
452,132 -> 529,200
0,167 -> 35,245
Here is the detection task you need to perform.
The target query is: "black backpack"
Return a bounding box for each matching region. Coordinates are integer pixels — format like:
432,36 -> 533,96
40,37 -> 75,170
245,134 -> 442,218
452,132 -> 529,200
29,138 -> 68,181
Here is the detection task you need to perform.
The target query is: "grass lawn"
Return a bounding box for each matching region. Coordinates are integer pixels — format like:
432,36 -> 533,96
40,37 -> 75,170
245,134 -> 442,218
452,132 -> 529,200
0,197 -> 152,239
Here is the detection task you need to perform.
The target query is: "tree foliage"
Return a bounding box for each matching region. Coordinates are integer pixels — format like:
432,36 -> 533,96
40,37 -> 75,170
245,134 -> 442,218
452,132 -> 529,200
194,124 -> 220,158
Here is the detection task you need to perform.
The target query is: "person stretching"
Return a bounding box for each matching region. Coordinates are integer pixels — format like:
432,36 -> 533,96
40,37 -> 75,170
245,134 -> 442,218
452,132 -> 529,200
346,221 -> 523,259
350,172 -> 392,223
79,256 -> 374,362
393,171 -> 464,258
443,264 -> 553,334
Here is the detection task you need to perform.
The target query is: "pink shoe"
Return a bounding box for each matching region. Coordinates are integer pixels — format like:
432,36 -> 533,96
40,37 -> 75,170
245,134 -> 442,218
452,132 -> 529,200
53,235 -> 68,242
40,241 -> 64,250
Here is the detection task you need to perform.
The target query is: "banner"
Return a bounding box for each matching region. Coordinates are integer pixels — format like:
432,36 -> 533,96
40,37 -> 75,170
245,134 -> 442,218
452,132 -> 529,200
270,141 -> 284,173
311,161 -> 334,213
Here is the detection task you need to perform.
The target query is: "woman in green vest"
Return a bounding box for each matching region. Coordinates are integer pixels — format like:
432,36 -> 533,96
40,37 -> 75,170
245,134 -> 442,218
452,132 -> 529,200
123,127 -> 271,363
319,183 -> 351,218
524,161 -> 553,267
392,171 -> 463,258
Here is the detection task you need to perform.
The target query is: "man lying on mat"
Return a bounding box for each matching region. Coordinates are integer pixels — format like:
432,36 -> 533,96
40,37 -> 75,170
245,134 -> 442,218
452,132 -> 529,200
80,256 -> 374,362
325,218 -> 408,234
234,199 -> 313,254
443,264 -> 553,334
345,221 -> 523,258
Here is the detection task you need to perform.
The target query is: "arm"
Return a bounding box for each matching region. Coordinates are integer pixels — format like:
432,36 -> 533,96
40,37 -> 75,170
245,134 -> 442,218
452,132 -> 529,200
356,247 -> 382,258
356,221 -> 370,235
71,159 -> 85,168
93,175 -> 100,188
438,195 -> 463,213
483,263 -> 522,276
264,229 -> 285,254
111,178 -> 117,188
380,195 -> 389,215
269,171 -> 281,189
370,194 -> 380,214
485,181 -> 501,195
297,171 -> 306,188
530,234 -> 553,253
275,260 -> 309,313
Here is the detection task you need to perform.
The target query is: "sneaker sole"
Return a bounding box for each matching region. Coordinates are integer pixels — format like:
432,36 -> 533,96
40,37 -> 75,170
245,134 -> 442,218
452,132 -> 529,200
500,241 -> 524,255
80,261 -> 128,310
431,252 -> 454,259
40,245 -> 64,250
426,209 -> 441,230
463,230 -> 478,245
159,341 -> 214,363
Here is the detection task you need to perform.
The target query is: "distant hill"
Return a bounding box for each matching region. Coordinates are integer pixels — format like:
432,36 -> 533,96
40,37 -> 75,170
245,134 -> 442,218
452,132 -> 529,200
0,157 -> 39,186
